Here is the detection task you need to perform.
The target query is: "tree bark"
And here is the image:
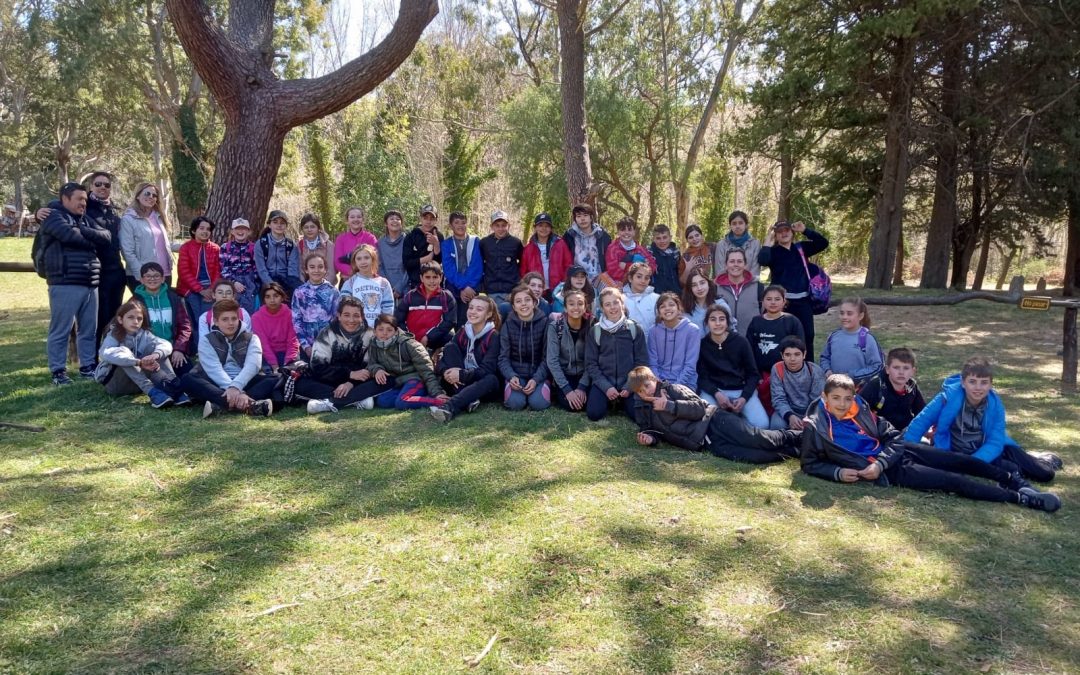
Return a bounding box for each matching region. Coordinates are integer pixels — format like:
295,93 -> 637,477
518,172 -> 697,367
950,130 -> 985,289
865,35 -> 917,290
920,14 -> 965,289
165,0 -> 438,238
892,224 -> 905,287
556,0 -> 594,209
971,224 -> 993,290
994,244 -> 1017,290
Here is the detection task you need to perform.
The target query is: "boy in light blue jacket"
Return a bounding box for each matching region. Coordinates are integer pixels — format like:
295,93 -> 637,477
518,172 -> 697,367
904,356 -> 1062,483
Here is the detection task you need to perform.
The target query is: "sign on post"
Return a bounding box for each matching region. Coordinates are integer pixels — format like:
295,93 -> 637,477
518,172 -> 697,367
1019,296 -> 1052,311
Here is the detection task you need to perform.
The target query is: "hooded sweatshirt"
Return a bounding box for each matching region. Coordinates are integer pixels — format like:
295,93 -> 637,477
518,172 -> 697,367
545,313 -> 591,394
377,233 -> 408,296
622,284 -> 660,335
133,284 -> 192,355
498,311 -> 549,383
96,328 -> 173,382
438,321 -> 501,384
250,304 -> 300,368
648,317 -> 701,390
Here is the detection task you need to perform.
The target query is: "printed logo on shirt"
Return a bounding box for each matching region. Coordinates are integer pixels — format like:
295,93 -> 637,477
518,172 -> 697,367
757,337 -> 778,356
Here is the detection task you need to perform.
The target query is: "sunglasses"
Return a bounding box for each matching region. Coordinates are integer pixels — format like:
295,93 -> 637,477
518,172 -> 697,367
141,191 -> 158,199
93,181 -> 111,188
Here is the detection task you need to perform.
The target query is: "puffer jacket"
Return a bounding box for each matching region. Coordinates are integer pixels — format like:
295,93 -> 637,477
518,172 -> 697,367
585,319 -> 649,392
633,382 -> 715,451
801,396 -> 904,484
40,206 -> 110,287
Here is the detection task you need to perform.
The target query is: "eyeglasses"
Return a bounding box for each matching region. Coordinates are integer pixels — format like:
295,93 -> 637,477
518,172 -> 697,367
93,181 -> 111,188
142,274 -> 163,280
141,191 -> 158,199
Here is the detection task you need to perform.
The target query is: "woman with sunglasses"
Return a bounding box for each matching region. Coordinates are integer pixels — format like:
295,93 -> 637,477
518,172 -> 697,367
120,182 -> 174,291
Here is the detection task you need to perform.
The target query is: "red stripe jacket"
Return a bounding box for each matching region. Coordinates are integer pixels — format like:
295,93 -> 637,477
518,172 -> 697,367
393,286 -> 456,345
176,240 -> 221,296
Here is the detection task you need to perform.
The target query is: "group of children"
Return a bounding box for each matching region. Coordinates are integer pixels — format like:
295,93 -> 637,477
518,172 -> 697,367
90,204 -> 1065,514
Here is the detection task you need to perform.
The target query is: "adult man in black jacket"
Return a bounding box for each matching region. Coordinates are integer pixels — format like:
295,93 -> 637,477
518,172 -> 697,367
41,182 -> 111,385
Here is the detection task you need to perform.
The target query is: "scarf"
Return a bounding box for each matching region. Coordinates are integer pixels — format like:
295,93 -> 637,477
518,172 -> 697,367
90,192 -> 111,207
598,314 -> 627,333
374,335 -> 395,349
727,231 -> 751,247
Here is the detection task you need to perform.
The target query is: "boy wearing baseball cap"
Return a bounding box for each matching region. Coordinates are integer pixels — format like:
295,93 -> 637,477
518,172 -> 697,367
480,210 -> 523,304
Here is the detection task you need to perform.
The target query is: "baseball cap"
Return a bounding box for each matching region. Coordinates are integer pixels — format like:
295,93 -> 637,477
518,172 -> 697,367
420,204 -> 438,217
772,220 -> 793,230
230,218 -> 251,230
567,264 -> 587,278
267,210 -> 289,224
491,210 -> 509,224
534,212 -> 553,225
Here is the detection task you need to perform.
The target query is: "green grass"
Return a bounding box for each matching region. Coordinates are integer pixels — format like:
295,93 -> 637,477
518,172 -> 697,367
1,237 -> 1077,673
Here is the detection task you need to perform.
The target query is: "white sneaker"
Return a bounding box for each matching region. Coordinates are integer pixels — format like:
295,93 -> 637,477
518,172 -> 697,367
359,397 -> 375,410
307,399 -> 338,414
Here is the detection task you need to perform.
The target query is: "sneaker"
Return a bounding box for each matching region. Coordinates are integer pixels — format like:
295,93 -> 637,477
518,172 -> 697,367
52,369 -> 74,386
466,400 -> 481,414
148,387 -> 174,409
249,399 -> 274,417
429,405 -> 453,423
359,397 -> 375,410
1018,487 -> 1061,513
307,399 -> 338,414
1001,471 -> 1033,493
173,392 -> 192,407
162,378 -> 185,397
1030,451 -> 1064,472
78,364 -> 97,379
282,370 -> 301,403
202,401 -> 223,419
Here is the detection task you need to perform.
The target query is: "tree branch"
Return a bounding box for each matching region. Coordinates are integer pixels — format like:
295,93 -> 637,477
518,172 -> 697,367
276,0 -> 439,127
164,0 -> 248,111
585,0 -> 633,38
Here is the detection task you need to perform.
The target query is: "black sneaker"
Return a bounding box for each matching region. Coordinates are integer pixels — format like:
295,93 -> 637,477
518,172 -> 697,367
78,364 -> 96,379
1001,471 -> 1033,493
248,399 -> 274,417
466,400 -> 481,414
52,369 -> 74,386
1018,487 -> 1061,513
1030,451 -> 1064,472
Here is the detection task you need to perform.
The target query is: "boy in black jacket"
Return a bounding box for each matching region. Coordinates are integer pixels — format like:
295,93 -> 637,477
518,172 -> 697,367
629,366 -> 801,464
480,210 -> 524,303
800,374 -> 1060,512
859,347 -> 926,431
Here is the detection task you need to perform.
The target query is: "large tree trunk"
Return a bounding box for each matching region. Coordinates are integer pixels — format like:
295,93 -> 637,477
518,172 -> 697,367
893,225 -> 905,287
166,0 -> 438,238
920,15 -> 965,289
556,0 -> 594,209
971,224 -> 993,290
1067,184 -> 1080,296
950,131 -> 985,289
865,35 -> 917,290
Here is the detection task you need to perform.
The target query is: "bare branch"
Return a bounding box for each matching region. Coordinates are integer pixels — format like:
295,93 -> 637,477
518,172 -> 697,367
585,0 -> 634,38
164,0 -> 248,110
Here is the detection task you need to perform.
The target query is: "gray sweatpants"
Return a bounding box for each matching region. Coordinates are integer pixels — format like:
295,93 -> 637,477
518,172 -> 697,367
47,284 -> 98,372
102,360 -> 178,396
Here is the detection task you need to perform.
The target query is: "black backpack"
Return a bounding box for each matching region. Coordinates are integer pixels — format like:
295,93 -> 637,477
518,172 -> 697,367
31,228 -> 52,279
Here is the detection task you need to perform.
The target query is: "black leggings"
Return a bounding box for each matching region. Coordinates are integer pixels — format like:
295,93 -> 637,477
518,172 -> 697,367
705,411 -> 800,464
293,377 -> 392,408
887,444 -> 1016,502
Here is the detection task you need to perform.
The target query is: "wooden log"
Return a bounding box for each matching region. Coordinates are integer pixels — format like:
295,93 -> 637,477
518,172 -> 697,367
0,262 -> 36,273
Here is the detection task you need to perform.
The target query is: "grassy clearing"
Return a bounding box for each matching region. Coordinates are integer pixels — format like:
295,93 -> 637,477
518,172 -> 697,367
1,237 -> 1077,673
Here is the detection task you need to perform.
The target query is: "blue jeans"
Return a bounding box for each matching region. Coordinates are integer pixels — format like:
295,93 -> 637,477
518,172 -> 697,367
186,292 -> 215,347
47,284 -> 98,372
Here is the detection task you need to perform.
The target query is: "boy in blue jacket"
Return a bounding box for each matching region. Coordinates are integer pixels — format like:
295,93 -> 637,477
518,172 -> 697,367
802,374 -> 1060,512
441,211 -> 483,326
903,356 -> 1062,483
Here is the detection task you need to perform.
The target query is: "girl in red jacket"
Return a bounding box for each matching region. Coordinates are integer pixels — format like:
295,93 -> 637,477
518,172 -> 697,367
177,216 -> 221,345
520,213 -> 572,298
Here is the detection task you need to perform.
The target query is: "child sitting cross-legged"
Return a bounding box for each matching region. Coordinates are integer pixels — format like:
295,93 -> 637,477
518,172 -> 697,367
859,346 -> 926,432
296,296 -> 393,414
629,366 -> 801,464
801,374 -> 1060,512
366,314 -> 450,410
430,295 -> 503,423
769,336 -> 825,431
180,299 -> 280,418
96,301 -> 190,408
499,284 -> 551,411
903,356 -> 1063,483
